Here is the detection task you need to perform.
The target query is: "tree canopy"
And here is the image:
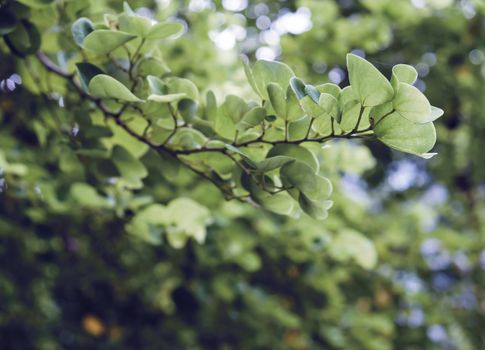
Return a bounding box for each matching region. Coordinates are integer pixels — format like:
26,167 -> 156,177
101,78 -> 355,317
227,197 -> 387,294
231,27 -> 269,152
1,0 -> 484,349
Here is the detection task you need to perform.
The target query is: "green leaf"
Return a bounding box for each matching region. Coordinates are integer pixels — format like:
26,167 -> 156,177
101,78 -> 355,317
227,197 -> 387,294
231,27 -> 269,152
300,96 -> 325,119
290,77 -> 306,100
225,144 -> 258,169
221,95 -> 249,123
288,116 -> 311,140
318,93 -> 339,119
136,57 -> 171,76
123,1 -> 136,15
374,112 -> 437,157
75,63 -> 104,91
70,183 -> 110,208
214,110 -> 236,140
371,102 -> 393,125
286,85 -> 304,121
166,77 -> 199,100
341,105 -> 370,132
430,106 -> 444,120
205,90 -> 218,121
304,85 -> 320,103
103,13 -> 118,29
339,86 -> 361,131
393,82 -> 436,123
256,156 -> 295,174
312,115 -> 333,135
240,172 -> 298,217
88,74 -> 142,102
267,144 -> 318,172
346,53 -> 393,106
340,85 -> 357,102
241,55 -> 259,97
236,107 -> 266,131
147,75 -> 167,95
145,21 -> 184,40
177,99 -> 198,123
118,13 -> 152,38
280,161 -> 332,201
391,64 -> 418,90
251,59 -> 295,100
163,198 -> 211,248
260,192 -> 298,217
125,204 -> 165,245
112,145 -> 148,188
125,199 -> 211,247
267,83 -> 287,119
329,229 -> 377,270
316,83 -> 341,99
170,128 -> 207,150
298,194 -> 333,220
241,172 -> 274,198
71,17 -> 94,47
147,93 -> 187,103
82,30 -> 136,54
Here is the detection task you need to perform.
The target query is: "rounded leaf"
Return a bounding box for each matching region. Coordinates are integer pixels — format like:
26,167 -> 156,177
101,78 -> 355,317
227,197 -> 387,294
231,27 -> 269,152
146,21 -> 184,40
118,13 -> 152,37
393,82 -> 433,123
256,156 -> 295,174
83,30 -> 136,54
88,74 -> 142,102
236,107 -> 266,131
267,83 -> 287,119
267,144 -> 319,173
280,161 -> 332,201
166,77 -> 199,100
298,194 -> 333,220
374,112 -> 437,157
316,83 -> 341,99
346,53 -> 393,106
318,93 -> 339,119
391,64 -> 418,89
251,59 -> 295,100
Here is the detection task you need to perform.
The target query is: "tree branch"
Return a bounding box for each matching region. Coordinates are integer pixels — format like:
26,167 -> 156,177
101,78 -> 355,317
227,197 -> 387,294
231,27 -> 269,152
35,50 -> 376,204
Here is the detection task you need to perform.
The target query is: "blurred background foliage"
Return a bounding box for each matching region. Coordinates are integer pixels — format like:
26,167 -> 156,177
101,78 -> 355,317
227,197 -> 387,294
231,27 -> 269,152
1,0 -> 485,349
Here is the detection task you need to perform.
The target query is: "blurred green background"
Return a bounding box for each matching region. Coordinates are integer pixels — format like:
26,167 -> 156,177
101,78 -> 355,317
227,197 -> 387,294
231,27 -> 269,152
1,0 -> 485,349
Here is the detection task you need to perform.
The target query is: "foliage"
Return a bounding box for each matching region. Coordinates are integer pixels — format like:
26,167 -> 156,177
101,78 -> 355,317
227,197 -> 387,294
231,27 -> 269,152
0,0 -> 484,349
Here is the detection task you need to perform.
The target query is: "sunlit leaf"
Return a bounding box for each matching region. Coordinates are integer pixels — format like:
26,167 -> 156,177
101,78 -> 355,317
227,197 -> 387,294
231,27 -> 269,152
391,63 -> 418,90
374,112 -> 436,157
346,53 -> 393,106
118,13 -> 152,38
236,107 -> 266,131
393,82 -> 439,123
250,59 -> 295,99
146,21 -> 184,40
83,30 -> 136,54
